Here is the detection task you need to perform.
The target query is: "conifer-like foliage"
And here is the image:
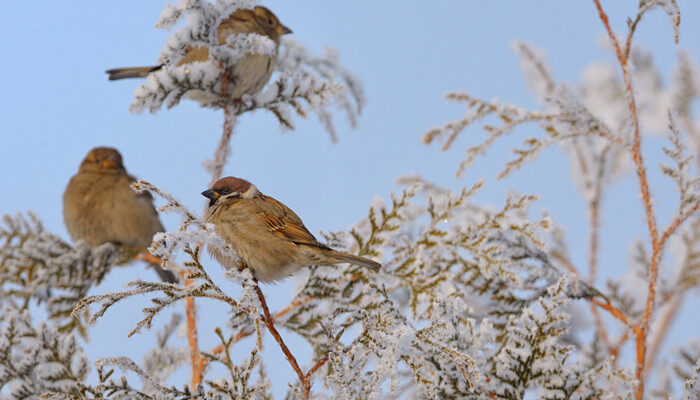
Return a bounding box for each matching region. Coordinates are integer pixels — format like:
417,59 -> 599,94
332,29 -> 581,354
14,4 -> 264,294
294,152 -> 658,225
1,0 -> 698,399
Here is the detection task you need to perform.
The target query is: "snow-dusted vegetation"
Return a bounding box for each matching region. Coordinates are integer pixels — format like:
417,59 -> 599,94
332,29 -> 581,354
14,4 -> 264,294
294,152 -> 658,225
1,0 -> 698,399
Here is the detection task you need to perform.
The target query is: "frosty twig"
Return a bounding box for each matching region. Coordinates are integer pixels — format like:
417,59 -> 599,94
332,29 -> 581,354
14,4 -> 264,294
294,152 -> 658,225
592,1 -> 687,398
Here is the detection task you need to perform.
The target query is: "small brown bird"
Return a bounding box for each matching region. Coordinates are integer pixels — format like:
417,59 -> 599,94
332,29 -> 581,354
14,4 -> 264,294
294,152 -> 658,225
63,147 -> 178,283
106,6 -> 291,103
202,177 -> 381,282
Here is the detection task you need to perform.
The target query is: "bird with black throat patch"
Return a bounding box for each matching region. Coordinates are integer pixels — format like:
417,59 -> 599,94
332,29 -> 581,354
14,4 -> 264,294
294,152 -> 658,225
202,176 -> 381,282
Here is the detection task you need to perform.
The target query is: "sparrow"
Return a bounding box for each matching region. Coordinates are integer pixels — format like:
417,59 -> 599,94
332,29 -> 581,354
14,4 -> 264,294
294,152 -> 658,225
63,147 -> 178,283
106,6 -> 292,103
202,177 -> 381,282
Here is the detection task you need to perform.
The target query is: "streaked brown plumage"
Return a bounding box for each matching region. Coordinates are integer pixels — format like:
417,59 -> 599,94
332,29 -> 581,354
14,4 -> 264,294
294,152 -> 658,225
106,6 -> 291,103
63,147 -> 177,283
202,177 -> 381,282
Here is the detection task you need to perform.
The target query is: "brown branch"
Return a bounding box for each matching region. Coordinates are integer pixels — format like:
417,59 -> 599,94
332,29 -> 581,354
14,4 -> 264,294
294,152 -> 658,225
251,282 -> 330,398
590,298 -> 635,330
183,270 -> 202,388
198,295 -> 317,373
592,2 -> 660,398
659,202 -> 700,250
593,0 -> 625,64
623,11 -> 643,63
253,282 -> 309,395
208,106 -> 237,186
307,356 -> 328,378
302,356 -> 329,398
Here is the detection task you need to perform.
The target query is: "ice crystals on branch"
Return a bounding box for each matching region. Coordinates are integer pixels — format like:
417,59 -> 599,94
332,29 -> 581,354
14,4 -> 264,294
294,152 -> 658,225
131,180 -> 242,269
0,310 -> 89,399
661,113 -> 700,217
129,1 -> 364,142
0,212 -> 122,337
424,40 -> 633,196
637,0 -> 680,43
73,181 -> 259,337
424,2 -> 699,398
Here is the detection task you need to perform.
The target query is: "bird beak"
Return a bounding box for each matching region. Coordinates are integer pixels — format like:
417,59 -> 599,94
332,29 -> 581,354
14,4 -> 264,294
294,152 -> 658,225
101,155 -> 118,169
278,24 -> 292,35
201,189 -> 220,200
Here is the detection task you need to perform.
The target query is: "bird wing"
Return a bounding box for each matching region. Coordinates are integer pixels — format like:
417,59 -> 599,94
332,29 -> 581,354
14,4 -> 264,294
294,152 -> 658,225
256,194 -> 330,250
177,46 -> 210,66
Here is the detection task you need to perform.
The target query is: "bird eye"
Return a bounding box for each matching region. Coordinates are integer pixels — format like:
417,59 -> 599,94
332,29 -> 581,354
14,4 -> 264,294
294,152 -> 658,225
221,188 -> 230,194
267,18 -> 273,24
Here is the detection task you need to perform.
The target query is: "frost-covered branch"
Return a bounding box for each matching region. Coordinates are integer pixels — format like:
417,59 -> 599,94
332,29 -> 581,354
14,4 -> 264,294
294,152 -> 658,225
129,1 -> 364,141
423,1 -> 698,398
0,213 -> 122,337
0,310 -> 89,399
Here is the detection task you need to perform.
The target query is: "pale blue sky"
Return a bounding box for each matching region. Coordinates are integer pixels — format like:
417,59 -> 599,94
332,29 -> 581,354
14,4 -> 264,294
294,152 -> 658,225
1,0 -> 698,396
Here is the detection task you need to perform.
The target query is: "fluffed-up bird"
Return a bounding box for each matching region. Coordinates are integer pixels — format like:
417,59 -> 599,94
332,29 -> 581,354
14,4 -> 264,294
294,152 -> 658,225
106,6 -> 291,103
63,147 -> 178,283
202,177 -> 381,282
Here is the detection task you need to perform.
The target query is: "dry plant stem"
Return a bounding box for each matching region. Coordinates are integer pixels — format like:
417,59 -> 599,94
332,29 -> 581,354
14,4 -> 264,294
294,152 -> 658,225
183,270 -> 203,388
252,282 -> 328,399
660,202 -> 700,249
198,295 -> 316,373
253,284 -> 305,379
209,104 -> 237,186
304,356 -> 329,397
638,158 -> 700,370
592,2 -> 662,398
590,298 -> 634,329
253,282 -> 311,397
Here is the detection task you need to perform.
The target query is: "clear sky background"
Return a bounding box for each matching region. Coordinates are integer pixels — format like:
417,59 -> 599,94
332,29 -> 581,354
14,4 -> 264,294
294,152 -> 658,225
1,0 -> 699,396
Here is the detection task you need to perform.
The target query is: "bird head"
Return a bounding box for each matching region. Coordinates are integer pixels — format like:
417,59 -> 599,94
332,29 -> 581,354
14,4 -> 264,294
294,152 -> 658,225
79,147 -> 125,173
253,6 -> 292,39
226,6 -> 291,41
202,176 -> 258,207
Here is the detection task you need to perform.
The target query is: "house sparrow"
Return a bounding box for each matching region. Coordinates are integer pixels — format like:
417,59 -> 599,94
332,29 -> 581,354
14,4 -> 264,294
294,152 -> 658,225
106,6 -> 291,103
63,147 -> 178,283
202,177 -> 381,282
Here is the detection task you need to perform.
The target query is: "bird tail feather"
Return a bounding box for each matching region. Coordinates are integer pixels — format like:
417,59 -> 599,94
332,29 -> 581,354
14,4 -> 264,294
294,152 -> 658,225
105,65 -> 162,80
327,251 -> 381,271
